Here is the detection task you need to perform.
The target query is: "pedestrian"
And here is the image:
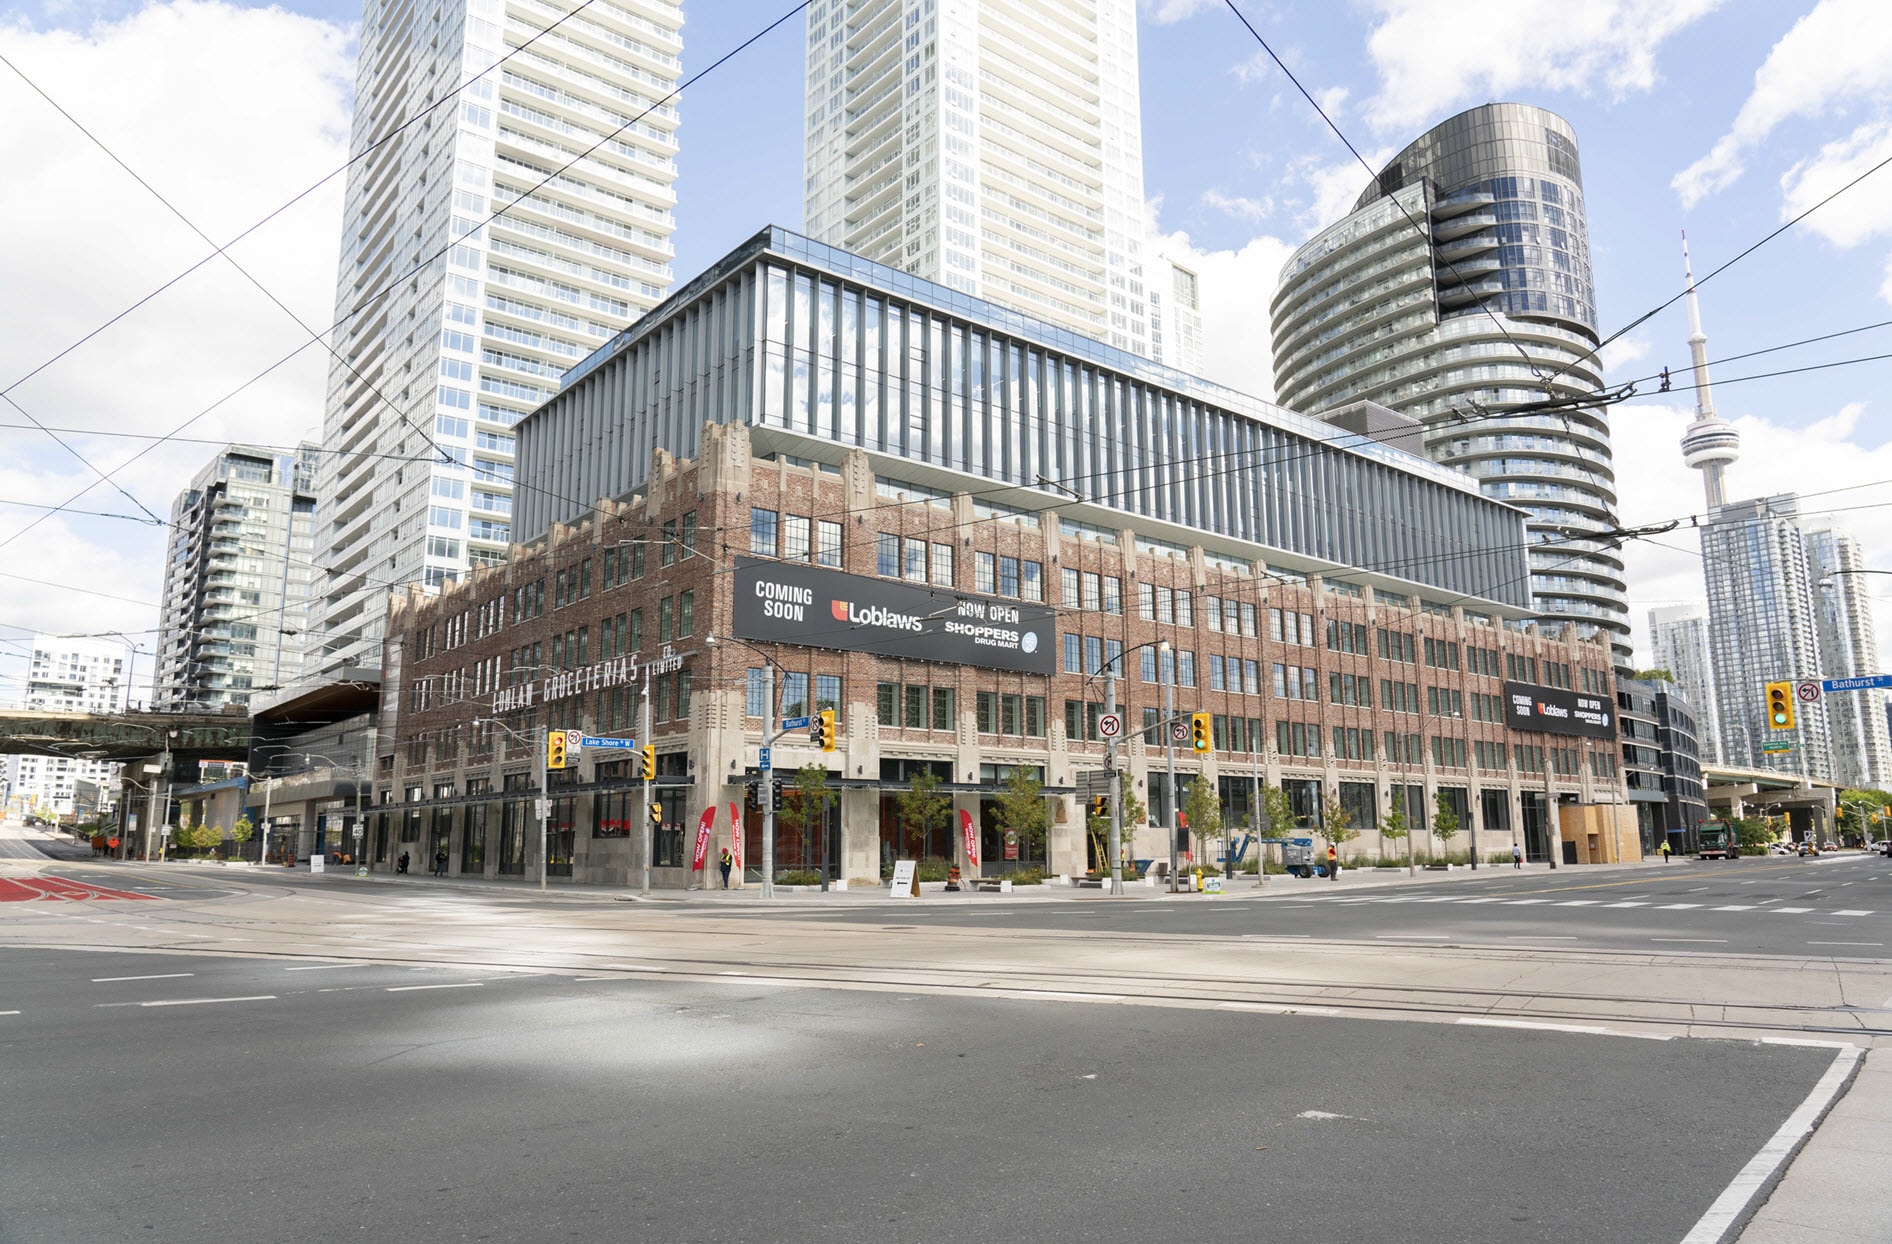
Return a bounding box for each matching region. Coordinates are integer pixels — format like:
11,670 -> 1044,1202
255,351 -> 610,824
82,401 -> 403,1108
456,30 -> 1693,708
718,846 -> 734,889
1325,842 -> 1338,880
1659,839 -> 1671,863
433,850 -> 448,878
397,851 -> 410,875
1512,843 -> 1523,869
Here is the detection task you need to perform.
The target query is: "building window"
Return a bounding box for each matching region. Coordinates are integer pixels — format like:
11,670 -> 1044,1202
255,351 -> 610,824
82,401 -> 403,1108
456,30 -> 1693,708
815,674 -> 841,715
931,542 -> 953,587
932,687 -> 955,731
816,520 -> 843,568
751,508 -> 778,557
877,681 -> 897,726
659,596 -> 674,644
904,538 -> 927,583
904,684 -> 926,729
877,532 -> 899,577
677,590 -> 694,638
783,515 -> 811,563
781,673 -> 809,720
747,668 -> 766,718
976,551 -> 996,594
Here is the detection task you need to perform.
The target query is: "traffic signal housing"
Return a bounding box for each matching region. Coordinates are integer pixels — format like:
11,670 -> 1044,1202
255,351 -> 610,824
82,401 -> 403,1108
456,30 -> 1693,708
818,708 -> 836,752
640,744 -> 656,780
546,730 -> 568,770
649,801 -> 662,826
1190,711 -> 1213,753
1765,681 -> 1795,731
1090,795 -> 1108,820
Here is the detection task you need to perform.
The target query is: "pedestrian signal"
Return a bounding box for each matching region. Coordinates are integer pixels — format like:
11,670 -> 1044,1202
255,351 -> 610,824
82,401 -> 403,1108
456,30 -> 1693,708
649,801 -> 662,826
1765,681 -> 1795,730
546,730 -> 568,770
640,743 -> 656,780
818,708 -> 836,752
1190,711 -> 1212,753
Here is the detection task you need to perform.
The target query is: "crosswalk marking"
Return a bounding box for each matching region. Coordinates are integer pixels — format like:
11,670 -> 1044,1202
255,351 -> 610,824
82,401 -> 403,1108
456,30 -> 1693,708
1264,893 -> 1876,919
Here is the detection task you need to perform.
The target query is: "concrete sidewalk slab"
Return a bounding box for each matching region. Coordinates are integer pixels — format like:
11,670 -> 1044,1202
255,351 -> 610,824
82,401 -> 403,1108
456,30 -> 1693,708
1737,1047 -> 1892,1244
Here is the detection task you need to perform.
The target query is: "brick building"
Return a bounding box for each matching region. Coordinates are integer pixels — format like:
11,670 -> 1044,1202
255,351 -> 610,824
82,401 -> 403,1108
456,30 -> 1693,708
369,227 -> 1626,887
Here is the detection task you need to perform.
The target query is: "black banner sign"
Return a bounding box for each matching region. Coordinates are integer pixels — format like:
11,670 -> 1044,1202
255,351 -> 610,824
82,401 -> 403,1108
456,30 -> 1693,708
1502,681 -> 1616,739
732,557 -> 1057,675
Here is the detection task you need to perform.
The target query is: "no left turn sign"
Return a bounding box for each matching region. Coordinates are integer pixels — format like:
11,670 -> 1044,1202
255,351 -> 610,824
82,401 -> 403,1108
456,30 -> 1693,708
1097,712 -> 1123,739
1796,681 -> 1822,703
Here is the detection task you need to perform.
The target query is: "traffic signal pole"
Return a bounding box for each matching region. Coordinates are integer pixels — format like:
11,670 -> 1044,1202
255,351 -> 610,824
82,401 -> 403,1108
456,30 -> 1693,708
1105,668 -> 1123,897
538,728 -> 550,892
640,681 -> 653,896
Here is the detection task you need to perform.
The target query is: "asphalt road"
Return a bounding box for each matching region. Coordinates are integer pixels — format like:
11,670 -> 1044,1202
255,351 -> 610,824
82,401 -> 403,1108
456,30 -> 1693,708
747,854 -> 1892,958
0,946 -> 1840,1244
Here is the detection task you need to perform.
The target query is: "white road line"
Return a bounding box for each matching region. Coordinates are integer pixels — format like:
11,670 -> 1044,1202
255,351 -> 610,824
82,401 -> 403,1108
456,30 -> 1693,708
1808,941 -> 1883,947
1376,933 -> 1450,939
1656,903 -> 1702,910
1833,909 -> 1874,917
94,995 -> 277,1009
1505,898 -> 1549,905
1652,938 -> 1729,943
0,1010 -> 19,1016
1556,900 -> 1600,907
1216,1001 -> 1340,1016
1508,935 -> 1577,941
1681,1044 -> 1862,1244
1458,897 -> 1509,904
91,973 -> 194,983
1455,1017 -> 1670,1041
1773,907 -> 1814,914
1712,905 -> 1756,912
385,982 -> 484,992
1017,990 -> 1124,1002
1602,901 -> 1648,908
603,963 -> 669,972
284,964 -> 357,972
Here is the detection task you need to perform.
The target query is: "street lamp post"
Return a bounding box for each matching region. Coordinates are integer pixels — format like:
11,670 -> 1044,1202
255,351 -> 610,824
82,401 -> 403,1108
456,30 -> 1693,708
640,678 -> 653,897
706,634 -> 790,901
1161,639 -> 1178,892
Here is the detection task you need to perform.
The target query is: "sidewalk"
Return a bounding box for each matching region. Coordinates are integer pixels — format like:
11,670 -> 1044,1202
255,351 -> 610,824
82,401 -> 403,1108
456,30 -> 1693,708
1736,1046 -> 1889,1243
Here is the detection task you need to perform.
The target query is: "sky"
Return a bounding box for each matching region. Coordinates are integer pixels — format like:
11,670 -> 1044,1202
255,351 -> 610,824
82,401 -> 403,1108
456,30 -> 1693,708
1,0 -> 1890,707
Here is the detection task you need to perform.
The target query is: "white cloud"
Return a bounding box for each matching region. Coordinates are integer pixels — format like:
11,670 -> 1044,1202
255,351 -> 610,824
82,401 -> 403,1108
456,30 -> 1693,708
1201,188 -> 1274,223
1286,154 -> 1376,233
1139,0 -> 1219,22
1778,116 -> 1892,250
1151,224 -> 1295,401
1612,400 -> 1892,670
1361,0 -> 1721,134
1597,335 -> 1650,379
0,0 -> 352,696
1674,0 -> 1892,208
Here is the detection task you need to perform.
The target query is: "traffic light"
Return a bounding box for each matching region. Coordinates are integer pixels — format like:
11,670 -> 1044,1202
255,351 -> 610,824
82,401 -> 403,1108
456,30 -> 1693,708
1190,711 -> 1212,753
1089,795 -> 1108,820
1765,681 -> 1795,731
649,801 -> 662,827
818,708 -> 836,752
771,781 -> 784,813
546,730 -> 568,770
744,781 -> 760,812
640,744 -> 656,780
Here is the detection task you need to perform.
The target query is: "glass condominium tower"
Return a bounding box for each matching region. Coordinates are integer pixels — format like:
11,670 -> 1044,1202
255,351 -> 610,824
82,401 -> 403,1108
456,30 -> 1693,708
801,0 -> 1156,357
1272,104 -> 1626,658
312,0 -> 681,675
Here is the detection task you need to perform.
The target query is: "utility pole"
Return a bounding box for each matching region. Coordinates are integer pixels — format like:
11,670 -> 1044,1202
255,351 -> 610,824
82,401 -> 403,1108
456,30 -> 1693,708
538,723 -> 549,892
760,670 -> 776,900
640,679 -> 653,896
1105,666 -> 1122,897
1162,640 -> 1178,891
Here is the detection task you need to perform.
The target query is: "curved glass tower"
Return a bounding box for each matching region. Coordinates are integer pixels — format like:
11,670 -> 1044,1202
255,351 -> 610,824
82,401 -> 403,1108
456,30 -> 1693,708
1271,103 -> 1626,656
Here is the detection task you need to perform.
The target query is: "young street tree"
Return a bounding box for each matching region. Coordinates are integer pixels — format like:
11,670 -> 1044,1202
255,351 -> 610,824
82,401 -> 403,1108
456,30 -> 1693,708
1183,773 -> 1223,870
779,764 -> 837,867
993,767 -> 1049,860
230,815 -> 254,860
1432,792 -> 1461,861
894,770 -> 952,859
1321,791 -> 1358,853
1379,802 -> 1409,862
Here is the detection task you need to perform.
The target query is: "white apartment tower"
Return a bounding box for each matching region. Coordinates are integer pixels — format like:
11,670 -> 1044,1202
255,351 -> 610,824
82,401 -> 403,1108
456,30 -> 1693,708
801,0 -> 1156,356
2,636 -> 131,819
312,0 -> 682,674
1804,524 -> 1892,788
155,444 -> 319,710
1647,604 -> 1720,764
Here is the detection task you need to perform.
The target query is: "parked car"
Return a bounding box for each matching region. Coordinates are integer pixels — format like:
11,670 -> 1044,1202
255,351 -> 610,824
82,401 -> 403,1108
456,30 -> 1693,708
1821,841 -> 1839,853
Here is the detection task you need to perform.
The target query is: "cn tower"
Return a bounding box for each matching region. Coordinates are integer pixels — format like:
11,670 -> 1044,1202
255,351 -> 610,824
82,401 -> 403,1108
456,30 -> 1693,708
1679,233 -> 1742,508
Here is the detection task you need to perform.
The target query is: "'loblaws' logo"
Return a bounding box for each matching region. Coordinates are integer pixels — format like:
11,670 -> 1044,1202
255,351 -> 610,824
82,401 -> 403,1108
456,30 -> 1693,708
830,599 -> 923,632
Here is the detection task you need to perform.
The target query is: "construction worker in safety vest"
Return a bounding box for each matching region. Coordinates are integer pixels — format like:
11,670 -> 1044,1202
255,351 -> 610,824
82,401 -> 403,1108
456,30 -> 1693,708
1325,842 -> 1338,880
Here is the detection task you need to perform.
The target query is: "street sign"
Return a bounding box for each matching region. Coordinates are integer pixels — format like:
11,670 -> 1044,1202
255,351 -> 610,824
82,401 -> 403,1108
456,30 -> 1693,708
1796,681 -> 1822,703
534,798 -> 550,818
351,826 -> 363,840
779,715 -> 812,730
1822,673 -> 1892,693
1076,771 -> 1114,798
1762,740 -> 1794,753
577,734 -> 637,750
1170,722 -> 1189,744
1097,712 -> 1123,739
759,746 -> 771,771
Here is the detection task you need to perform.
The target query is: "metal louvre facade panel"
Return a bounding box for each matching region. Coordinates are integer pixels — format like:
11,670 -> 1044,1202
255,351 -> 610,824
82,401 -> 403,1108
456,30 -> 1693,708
519,227 -> 1531,608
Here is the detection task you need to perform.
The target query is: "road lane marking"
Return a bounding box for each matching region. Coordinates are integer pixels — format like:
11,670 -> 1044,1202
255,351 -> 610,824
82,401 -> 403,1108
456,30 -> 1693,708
1773,907 -> 1814,913
1652,938 -> 1728,943
91,973 -> 194,982
95,995 -> 278,1008
1376,933 -> 1450,939
385,982 -> 484,992
1833,909 -> 1874,916
603,963 -> 669,971
0,1010 -> 18,1016
1017,990 -> 1124,1002
1655,903 -> 1701,909
1508,935 -> 1577,941
1808,941 -> 1882,947
1602,901 -> 1648,908
1455,1017 -> 1671,1041
1555,900 -> 1600,906
1681,1044 -> 1861,1244
1218,1001 -> 1340,1016
284,964 -> 358,971
1713,905 -> 1757,911
1504,899 -> 1549,905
